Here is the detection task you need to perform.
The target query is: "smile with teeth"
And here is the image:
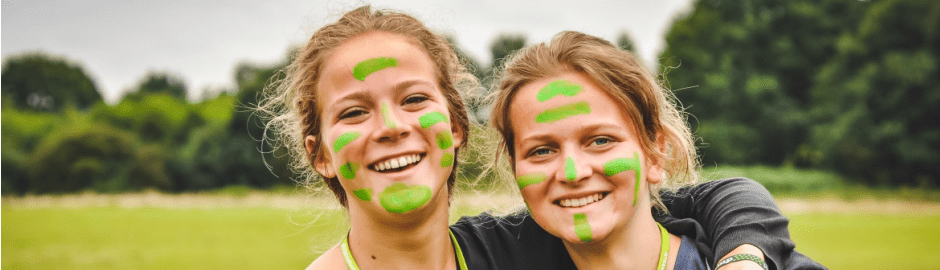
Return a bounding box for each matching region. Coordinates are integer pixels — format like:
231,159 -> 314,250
370,154 -> 423,172
556,193 -> 607,208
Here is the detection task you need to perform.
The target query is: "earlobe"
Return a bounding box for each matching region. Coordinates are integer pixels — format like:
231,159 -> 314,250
306,135 -> 337,178
450,123 -> 464,149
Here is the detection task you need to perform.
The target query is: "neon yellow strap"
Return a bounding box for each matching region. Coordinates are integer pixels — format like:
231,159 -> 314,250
341,230 -> 467,270
657,222 -> 670,270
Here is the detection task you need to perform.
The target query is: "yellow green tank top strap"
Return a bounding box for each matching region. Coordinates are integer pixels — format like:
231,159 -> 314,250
341,229 -> 468,270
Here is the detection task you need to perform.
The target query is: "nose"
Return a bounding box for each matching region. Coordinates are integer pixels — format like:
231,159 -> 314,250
374,102 -> 410,142
557,152 -> 593,185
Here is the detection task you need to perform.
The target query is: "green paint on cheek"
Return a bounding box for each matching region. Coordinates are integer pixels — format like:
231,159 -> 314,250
574,213 -> 593,243
435,131 -> 453,149
338,162 -> 359,179
441,152 -> 454,167
381,102 -> 397,129
333,132 -> 361,153
379,183 -> 432,214
565,157 -> 577,181
516,172 -> 546,190
603,152 -> 642,206
352,57 -> 398,81
419,111 -> 448,128
352,188 -> 372,201
537,80 -> 583,102
535,101 -> 590,123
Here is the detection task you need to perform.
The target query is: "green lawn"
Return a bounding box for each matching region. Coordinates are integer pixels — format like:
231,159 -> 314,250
4,205 -> 940,269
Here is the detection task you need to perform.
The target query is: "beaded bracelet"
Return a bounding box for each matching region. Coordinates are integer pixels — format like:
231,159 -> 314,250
715,254 -> 769,270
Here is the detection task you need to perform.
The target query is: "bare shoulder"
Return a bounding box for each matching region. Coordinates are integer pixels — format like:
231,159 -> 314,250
307,246 -> 346,270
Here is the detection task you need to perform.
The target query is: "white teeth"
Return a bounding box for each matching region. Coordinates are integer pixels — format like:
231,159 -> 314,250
558,193 -> 605,208
372,154 -> 422,172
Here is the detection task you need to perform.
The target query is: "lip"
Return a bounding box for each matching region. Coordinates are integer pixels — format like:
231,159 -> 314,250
367,151 -> 427,172
552,191 -> 610,209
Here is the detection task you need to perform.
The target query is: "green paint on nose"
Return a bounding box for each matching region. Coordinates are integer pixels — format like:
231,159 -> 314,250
338,162 -> 359,179
603,152 -> 642,206
441,152 -> 454,167
535,101 -> 590,123
537,80 -> 583,102
419,111 -> 448,129
435,131 -> 453,149
565,157 -> 577,181
352,188 -> 372,202
379,183 -> 432,214
353,57 -> 398,81
333,132 -> 361,153
516,172 -> 546,190
574,213 -> 593,243
381,102 -> 397,129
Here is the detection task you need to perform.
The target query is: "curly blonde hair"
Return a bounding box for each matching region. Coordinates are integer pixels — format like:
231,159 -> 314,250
490,31 -> 700,212
257,6 -> 475,207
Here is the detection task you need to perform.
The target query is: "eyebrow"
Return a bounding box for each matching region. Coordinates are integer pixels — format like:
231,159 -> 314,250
329,80 -> 436,113
516,123 -> 625,144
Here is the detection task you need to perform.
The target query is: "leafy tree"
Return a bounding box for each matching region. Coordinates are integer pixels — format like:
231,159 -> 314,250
616,30 -> 638,54
123,72 -> 188,101
489,33 -> 527,73
1,53 -> 102,111
808,0 -> 940,186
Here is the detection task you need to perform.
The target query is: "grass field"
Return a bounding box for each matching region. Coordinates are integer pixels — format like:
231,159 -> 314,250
4,194 -> 940,269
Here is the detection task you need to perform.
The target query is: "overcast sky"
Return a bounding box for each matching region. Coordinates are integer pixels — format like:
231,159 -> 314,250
2,0 -> 694,103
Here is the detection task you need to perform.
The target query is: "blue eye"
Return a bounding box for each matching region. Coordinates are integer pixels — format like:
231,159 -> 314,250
591,137 -> 611,146
529,147 -> 553,157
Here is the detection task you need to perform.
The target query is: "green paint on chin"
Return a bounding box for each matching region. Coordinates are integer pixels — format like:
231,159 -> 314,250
333,132 -> 361,153
441,152 -> 454,167
352,188 -> 372,201
535,101 -> 591,123
603,152 -> 642,206
435,131 -> 454,149
537,80 -> 583,102
381,102 -> 397,129
565,157 -> 577,181
338,162 -> 359,179
379,183 -> 432,214
419,111 -> 448,129
353,57 -> 398,81
574,213 -> 593,243
516,172 -> 546,190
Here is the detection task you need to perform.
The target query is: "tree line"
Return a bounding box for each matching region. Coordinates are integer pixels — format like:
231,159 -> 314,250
2,0 -> 937,194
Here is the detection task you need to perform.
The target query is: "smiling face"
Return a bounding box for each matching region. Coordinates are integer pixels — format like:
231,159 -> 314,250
311,31 -> 462,217
509,71 -> 663,245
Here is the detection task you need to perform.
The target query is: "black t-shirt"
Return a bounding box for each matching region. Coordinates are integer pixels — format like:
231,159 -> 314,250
449,177 -> 826,270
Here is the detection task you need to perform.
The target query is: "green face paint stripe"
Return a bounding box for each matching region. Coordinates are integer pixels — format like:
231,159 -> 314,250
379,183 -> 432,214
352,188 -> 372,202
441,152 -> 454,167
565,157 -> 577,181
516,172 -> 547,190
436,131 -> 454,149
333,132 -> 361,153
338,162 -> 360,179
535,101 -> 591,123
352,57 -> 398,81
381,102 -> 397,129
603,152 -> 642,206
419,111 -> 448,129
574,213 -> 593,243
537,80 -> 583,102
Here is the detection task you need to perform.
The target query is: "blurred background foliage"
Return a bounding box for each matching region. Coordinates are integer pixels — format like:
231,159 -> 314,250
2,0 -> 938,195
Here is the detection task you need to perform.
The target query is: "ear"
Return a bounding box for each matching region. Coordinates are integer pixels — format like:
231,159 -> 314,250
306,135 -> 336,178
450,121 -> 465,150
645,135 -> 668,185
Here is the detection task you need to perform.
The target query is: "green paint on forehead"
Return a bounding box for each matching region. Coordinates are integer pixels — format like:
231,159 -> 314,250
535,101 -> 591,123
516,172 -> 546,190
338,162 -> 360,179
537,80 -> 583,102
381,102 -> 397,129
436,131 -> 454,149
565,157 -> 577,181
333,132 -> 361,153
603,152 -> 642,206
574,213 -> 593,243
353,57 -> 398,81
419,111 -> 448,129
352,188 -> 372,202
379,183 -> 432,214
441,152 -> 455,167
